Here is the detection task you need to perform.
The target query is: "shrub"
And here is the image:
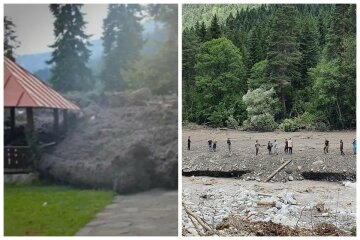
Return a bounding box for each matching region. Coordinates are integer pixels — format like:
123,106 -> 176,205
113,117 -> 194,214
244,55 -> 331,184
279,112 -> 329,132
225,115 -> 239,129
242,87 -> 279,132
243,113 -> 278,131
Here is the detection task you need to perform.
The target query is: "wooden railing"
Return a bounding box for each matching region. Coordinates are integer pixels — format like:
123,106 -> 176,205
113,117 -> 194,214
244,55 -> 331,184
4,146 -> 32,174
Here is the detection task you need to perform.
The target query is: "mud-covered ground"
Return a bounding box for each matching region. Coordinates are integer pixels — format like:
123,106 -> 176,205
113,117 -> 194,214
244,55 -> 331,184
182,127 -> 356,236
183,127 -> 356,182
36,90 -> 178,194
182,177 -> 356,236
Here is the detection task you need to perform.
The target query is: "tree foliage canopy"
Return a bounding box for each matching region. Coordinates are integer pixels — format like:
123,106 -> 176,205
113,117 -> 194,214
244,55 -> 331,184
183,4 -> 356,130
47,4 -> 93,92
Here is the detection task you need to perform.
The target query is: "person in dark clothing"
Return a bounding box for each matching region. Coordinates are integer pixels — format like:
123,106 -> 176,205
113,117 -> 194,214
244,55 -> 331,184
255,140 -> 260,155
227,138 -> 231,153
267,141 -> 273,155
188,136 -> 191,151
324,139 -> 329,154
208,139 -> 213,151
213,140 -> 217,152
284,139 -> 288,154
340,140 -> 344,155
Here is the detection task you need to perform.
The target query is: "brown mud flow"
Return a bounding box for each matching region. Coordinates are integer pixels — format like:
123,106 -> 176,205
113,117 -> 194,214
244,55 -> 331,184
37,90 -> 178,194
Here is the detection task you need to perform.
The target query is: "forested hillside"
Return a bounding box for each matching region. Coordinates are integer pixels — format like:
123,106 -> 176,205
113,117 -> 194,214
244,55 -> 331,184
182,4 -> 255,28
182,4 -> 356,131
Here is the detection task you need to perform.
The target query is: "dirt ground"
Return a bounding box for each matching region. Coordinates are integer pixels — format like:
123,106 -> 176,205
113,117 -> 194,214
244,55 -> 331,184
182,177 -> 356,236
182,126 -> 356,236
36,90 -> 178,194
183,127 -> 356,182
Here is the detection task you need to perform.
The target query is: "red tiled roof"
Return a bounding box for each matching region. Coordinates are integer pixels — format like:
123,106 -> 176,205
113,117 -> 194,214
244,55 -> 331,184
4,57 -> 79,110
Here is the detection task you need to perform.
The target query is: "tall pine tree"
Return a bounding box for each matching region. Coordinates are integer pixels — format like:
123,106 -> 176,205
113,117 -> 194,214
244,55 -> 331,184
4,16 -> 20,61
209,14 -> 221,39
101,4 -> 143,91
266,5 -> 301,116
47,4 -> 93,92
196,21 -> 208,42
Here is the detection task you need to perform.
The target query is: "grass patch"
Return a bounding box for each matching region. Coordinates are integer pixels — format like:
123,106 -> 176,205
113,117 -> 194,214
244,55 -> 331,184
4,182 -> 114,236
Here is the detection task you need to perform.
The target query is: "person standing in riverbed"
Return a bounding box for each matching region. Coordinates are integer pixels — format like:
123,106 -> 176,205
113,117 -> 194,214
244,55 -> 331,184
255,140 -> 260,155
227,138 -> 231,153
213,140 -> 217,152
188,136 -> 191,151
324,139 -> 329,154
288,138 -> 293,154
352,139 -> 356,155
284,139 -> 288,154
339,140 -> 345,155
208,139 -> 212,151
267,141 -> 273,155
274,140 -> 279,155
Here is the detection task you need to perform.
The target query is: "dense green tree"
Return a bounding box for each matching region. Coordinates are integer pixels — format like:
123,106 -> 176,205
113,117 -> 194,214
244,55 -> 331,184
196,21 -> 208,42
47,4 -> 93,92
4,16 -> 20,61
248,60 -> 269,90
182,28 -> 200,118
124,4 -> 178,94
297,17 -> 319,89
248,24 -> 267,68
182,28 -> 199,87
101,4 -> 143,91
324,5 -> 355,62
182,4 -> 355,130
209,14 -> 222,39
317,13 -> 326,49
309,60 -> 343,128
267,5 -> 301,115
242,87 -> 279,131
192,38 -> 247,126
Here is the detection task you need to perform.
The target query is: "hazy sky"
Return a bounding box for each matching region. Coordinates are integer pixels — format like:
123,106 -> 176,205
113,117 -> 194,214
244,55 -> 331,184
4,4 -> 108,55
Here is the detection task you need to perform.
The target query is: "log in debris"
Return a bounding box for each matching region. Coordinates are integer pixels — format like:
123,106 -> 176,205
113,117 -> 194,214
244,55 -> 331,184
264,158 -> 293,182
182,202 -> 216,235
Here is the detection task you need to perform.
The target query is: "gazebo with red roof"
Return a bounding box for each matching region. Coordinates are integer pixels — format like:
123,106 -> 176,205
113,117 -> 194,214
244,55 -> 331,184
4,56 -> 80,173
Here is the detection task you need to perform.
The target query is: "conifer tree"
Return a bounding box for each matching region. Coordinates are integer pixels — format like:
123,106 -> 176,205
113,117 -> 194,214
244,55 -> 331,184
47,4 -> 93,92
196,21 -> 208,42
209,14 -> 221,39
4,16 -> 20,61
298,18 -> 319,89
101,4 -> 143,91
267,5 -> 301,115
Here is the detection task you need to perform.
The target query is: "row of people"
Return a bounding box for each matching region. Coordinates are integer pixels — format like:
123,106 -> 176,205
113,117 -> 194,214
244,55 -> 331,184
187,136 -> 357,155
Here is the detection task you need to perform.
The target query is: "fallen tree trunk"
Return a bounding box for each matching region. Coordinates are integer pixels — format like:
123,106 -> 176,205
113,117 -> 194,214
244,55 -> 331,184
264,158 -> 293,182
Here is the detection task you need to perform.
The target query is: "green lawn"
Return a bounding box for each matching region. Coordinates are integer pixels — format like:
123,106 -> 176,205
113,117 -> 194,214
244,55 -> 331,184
4,183 -> 114,236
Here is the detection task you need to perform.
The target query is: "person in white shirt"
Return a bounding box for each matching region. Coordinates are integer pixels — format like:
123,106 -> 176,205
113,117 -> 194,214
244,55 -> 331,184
274,140 -> 279,155
288,138 -> 293,154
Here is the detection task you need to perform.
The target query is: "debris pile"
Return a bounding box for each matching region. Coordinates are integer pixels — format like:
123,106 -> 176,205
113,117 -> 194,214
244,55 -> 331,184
38,89 -> 178,194
182,177 -> 356,236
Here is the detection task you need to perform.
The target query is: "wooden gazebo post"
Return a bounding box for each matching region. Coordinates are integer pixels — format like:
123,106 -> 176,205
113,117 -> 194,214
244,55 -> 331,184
9,107 -> 15,134
63,109 -> 68,132
53,109 -> 59,136
26,108 -> 34,134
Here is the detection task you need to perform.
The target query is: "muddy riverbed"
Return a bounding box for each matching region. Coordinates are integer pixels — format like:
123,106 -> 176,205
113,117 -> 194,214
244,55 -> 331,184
182,127 -> 356,236
183,127 -> 356,182
182,176 -> 356,236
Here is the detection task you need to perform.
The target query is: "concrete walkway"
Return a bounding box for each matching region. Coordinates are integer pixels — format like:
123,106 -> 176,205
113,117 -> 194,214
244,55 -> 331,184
76,189 -> 178,236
